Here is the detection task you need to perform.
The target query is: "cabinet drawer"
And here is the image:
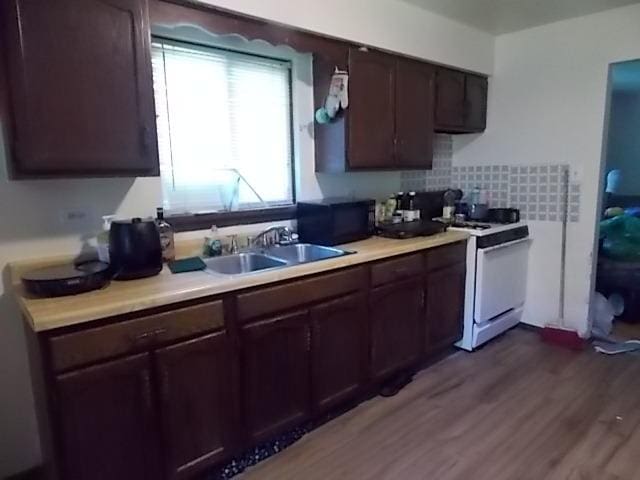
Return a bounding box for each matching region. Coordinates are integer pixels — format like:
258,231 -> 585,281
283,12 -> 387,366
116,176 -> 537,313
371,253 -> 423,287
237,267 -> 366,322
49,301 -> 224,372
427,242 -> 467,272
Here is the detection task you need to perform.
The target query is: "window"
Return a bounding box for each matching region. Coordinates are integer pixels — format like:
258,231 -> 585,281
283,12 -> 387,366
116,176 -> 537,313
151,39 -> 295,214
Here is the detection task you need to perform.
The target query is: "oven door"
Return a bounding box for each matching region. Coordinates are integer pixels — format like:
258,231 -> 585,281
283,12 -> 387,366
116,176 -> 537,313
474,238 -> 530,324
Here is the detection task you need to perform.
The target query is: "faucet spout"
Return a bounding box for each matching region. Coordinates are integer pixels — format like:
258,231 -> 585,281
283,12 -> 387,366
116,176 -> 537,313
251,226 -> 298,248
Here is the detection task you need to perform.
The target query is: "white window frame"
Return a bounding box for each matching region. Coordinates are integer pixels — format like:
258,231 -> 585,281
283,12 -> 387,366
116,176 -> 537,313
151,36 -> 297,215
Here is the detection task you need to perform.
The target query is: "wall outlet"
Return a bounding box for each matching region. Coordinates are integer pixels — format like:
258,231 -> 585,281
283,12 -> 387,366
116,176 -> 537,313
570,166 -> 582,183
59,208 -> 94,227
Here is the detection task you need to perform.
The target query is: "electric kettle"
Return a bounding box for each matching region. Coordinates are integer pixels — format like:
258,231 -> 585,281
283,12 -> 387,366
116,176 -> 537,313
109,218 -> 163,280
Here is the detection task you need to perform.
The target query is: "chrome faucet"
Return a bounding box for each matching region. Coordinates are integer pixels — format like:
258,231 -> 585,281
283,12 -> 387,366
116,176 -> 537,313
225,234 -> 239,254
251,226 -> 298,248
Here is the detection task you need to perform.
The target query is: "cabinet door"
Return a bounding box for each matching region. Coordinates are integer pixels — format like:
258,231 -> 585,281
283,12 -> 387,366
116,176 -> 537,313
55,354 -> 161,480
395,59 -> 435,169
156,331 -> 235,480
2,0 -> 158,176
435,69 -> 466,130
347,48 -> 396,169
426,263 -> 466,351
465,74 -> 488,131
241,311 -> 311,443
310,293 -> 367,413
370,278 -> 424,380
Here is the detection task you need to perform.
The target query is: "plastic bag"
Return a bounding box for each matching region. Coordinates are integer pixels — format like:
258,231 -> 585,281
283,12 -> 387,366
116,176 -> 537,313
591,291 -> 616,337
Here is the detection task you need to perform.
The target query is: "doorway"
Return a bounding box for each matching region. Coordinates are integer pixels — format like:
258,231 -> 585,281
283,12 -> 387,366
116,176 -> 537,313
595,59 -> 640,340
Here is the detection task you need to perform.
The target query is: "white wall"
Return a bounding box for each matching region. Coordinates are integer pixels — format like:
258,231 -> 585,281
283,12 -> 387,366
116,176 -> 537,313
0,1 -> 494,476
453,3 -> 640,334
198,0 -> 495,74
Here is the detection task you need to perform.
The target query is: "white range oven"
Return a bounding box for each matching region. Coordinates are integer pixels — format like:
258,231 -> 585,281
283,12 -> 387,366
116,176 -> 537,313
448,222 -> 531,351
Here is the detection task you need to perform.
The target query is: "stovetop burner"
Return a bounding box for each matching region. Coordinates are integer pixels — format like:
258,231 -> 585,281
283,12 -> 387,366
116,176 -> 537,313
433,217 -> 526,237
450,221 -> 492,230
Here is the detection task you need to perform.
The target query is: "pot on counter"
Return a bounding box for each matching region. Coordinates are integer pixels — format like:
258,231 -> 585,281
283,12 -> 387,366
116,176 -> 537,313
489,208 -> 521,224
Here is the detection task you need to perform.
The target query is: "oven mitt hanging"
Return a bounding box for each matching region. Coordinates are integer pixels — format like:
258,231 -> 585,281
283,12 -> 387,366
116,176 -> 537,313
316,68 -> 349,124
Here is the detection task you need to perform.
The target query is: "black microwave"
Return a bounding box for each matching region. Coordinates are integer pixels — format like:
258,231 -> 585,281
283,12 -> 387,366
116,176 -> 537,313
297,198 -> 376,246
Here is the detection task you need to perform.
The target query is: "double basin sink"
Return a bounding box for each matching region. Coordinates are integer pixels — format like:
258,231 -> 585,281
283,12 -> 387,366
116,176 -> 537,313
202,243 -> 351,276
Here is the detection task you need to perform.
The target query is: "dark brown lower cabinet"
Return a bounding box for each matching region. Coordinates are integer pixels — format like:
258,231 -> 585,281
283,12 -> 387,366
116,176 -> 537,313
310,293 -> 367,413
55,354 -> 161,480
32,244 -> 468,480
241,311 -> 311,444
370,278 -> 424,380
155,331 -> 235,480
426,262 -> 466,351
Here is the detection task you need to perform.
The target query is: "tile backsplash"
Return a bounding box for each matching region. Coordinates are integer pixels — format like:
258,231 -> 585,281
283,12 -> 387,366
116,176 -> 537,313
400,135 -> 452,193
452,164 -> 581,222
452,165 -> 510,208
400,135 -> 581,223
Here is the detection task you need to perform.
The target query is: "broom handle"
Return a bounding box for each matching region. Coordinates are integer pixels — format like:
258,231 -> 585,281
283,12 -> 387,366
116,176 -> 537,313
559,168 -> 569,323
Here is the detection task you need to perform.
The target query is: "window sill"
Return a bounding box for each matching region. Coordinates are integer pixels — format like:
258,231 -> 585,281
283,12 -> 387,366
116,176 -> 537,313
167,205 -> 297,232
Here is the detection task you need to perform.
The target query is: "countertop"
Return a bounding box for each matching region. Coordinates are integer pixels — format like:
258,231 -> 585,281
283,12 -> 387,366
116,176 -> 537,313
11,231 -> 469,333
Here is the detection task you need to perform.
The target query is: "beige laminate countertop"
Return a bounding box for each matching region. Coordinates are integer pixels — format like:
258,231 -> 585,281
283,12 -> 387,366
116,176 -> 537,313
11,231 -> 468,333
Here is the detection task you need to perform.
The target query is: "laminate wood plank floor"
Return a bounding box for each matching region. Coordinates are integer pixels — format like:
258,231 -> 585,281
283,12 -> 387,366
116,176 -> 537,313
613,321 -> 640,341
240,328 -> 640,480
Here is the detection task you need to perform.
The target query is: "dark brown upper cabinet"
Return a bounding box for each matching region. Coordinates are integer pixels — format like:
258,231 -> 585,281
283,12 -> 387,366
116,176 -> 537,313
434,69 -> 465,130
1,0 -> 159,178
435,68 -> 488,134
347,49 -> 397,169
464,74 -> 489,131
395,59 -> 435,169
315,49 -> 435,172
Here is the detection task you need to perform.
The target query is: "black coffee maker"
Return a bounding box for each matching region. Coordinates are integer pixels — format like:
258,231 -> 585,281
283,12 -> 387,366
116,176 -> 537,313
109,218 -> 163,280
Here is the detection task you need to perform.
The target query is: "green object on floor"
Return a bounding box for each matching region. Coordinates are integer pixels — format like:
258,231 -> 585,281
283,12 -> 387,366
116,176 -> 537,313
168,257 -> 207,274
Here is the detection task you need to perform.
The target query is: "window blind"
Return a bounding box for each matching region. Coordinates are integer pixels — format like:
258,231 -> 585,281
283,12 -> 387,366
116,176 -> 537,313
151,39 -> 294,213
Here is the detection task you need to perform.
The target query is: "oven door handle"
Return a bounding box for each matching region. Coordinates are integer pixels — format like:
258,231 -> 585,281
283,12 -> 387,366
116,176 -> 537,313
480,237 -> 530,253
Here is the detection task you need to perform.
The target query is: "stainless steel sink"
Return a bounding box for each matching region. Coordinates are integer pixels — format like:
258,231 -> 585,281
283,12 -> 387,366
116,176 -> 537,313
266,243 -> 349,264
203,243 -> 351,276
203,252 -> 287,275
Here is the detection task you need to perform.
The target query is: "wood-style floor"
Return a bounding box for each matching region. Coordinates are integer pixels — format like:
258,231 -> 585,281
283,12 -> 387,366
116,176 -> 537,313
240,328 -> 640,480
613,320 -> 640,341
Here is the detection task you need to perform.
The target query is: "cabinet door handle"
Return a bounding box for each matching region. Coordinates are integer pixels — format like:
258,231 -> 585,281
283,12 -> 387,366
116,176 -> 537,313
140,370 -> 152,411
463,99 -> 472,120
392,267 -> 410,278
140,125 -> 152,153
160,367 -> 170,399
133,328 -> 167,345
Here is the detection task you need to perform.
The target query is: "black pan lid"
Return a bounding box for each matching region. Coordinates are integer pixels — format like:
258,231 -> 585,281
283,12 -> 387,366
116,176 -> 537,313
111,217 -> 154,225
22,261 -> 109,282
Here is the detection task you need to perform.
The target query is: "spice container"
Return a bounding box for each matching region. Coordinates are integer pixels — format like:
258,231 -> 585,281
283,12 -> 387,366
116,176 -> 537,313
156,207 -> 175,262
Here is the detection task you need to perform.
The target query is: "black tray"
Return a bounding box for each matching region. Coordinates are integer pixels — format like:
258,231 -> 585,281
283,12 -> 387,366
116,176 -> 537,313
376,220 -> 447,239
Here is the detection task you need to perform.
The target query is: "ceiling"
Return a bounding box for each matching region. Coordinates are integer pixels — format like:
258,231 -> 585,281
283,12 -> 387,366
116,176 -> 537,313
402,0 -> 640,34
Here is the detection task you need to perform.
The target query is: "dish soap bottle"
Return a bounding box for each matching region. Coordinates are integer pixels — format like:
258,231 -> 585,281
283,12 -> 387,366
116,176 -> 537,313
203,226 -> 223,257
97,215 -> 116,263
156,207 -> 175,262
